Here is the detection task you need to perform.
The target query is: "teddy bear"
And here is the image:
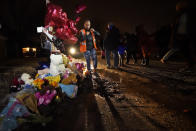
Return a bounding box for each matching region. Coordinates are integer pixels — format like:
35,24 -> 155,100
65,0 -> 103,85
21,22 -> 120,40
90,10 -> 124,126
21,73 -> 34,85
49,54 -> 67,76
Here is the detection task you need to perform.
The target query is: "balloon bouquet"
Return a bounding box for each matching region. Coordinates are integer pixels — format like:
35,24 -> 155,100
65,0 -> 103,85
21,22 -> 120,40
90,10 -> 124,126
39,0 -> 87,52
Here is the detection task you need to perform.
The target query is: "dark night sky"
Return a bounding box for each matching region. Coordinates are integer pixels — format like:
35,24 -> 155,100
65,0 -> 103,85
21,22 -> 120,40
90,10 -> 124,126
57,0 -> 178,33
0,0 -> 179,37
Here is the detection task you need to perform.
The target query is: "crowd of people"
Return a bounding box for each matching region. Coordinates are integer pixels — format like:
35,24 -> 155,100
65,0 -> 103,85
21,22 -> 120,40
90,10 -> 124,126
78,0 -> 196,74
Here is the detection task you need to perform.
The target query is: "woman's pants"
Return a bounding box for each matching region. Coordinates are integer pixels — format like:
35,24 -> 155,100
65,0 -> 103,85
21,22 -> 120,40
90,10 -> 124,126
105,49 -> 119,67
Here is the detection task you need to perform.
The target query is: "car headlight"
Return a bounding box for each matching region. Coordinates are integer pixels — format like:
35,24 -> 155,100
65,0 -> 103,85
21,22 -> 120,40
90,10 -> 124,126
70,47 -> 76,54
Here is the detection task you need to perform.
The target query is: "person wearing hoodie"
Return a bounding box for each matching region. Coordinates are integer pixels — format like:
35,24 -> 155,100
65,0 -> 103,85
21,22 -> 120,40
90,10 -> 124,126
103,23 -> 120,69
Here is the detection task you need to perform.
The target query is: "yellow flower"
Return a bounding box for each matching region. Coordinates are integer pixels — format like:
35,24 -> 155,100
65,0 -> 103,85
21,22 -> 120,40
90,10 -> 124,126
44,75 -> 60,87
51,81 -> 59,87
35,73 -> 39,79
56,95 -> 59,100
33,78 -> 44,89
62,54 -> 69,66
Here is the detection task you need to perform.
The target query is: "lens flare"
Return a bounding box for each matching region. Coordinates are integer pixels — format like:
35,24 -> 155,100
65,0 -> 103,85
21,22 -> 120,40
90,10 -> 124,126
70,47 -> 76,54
